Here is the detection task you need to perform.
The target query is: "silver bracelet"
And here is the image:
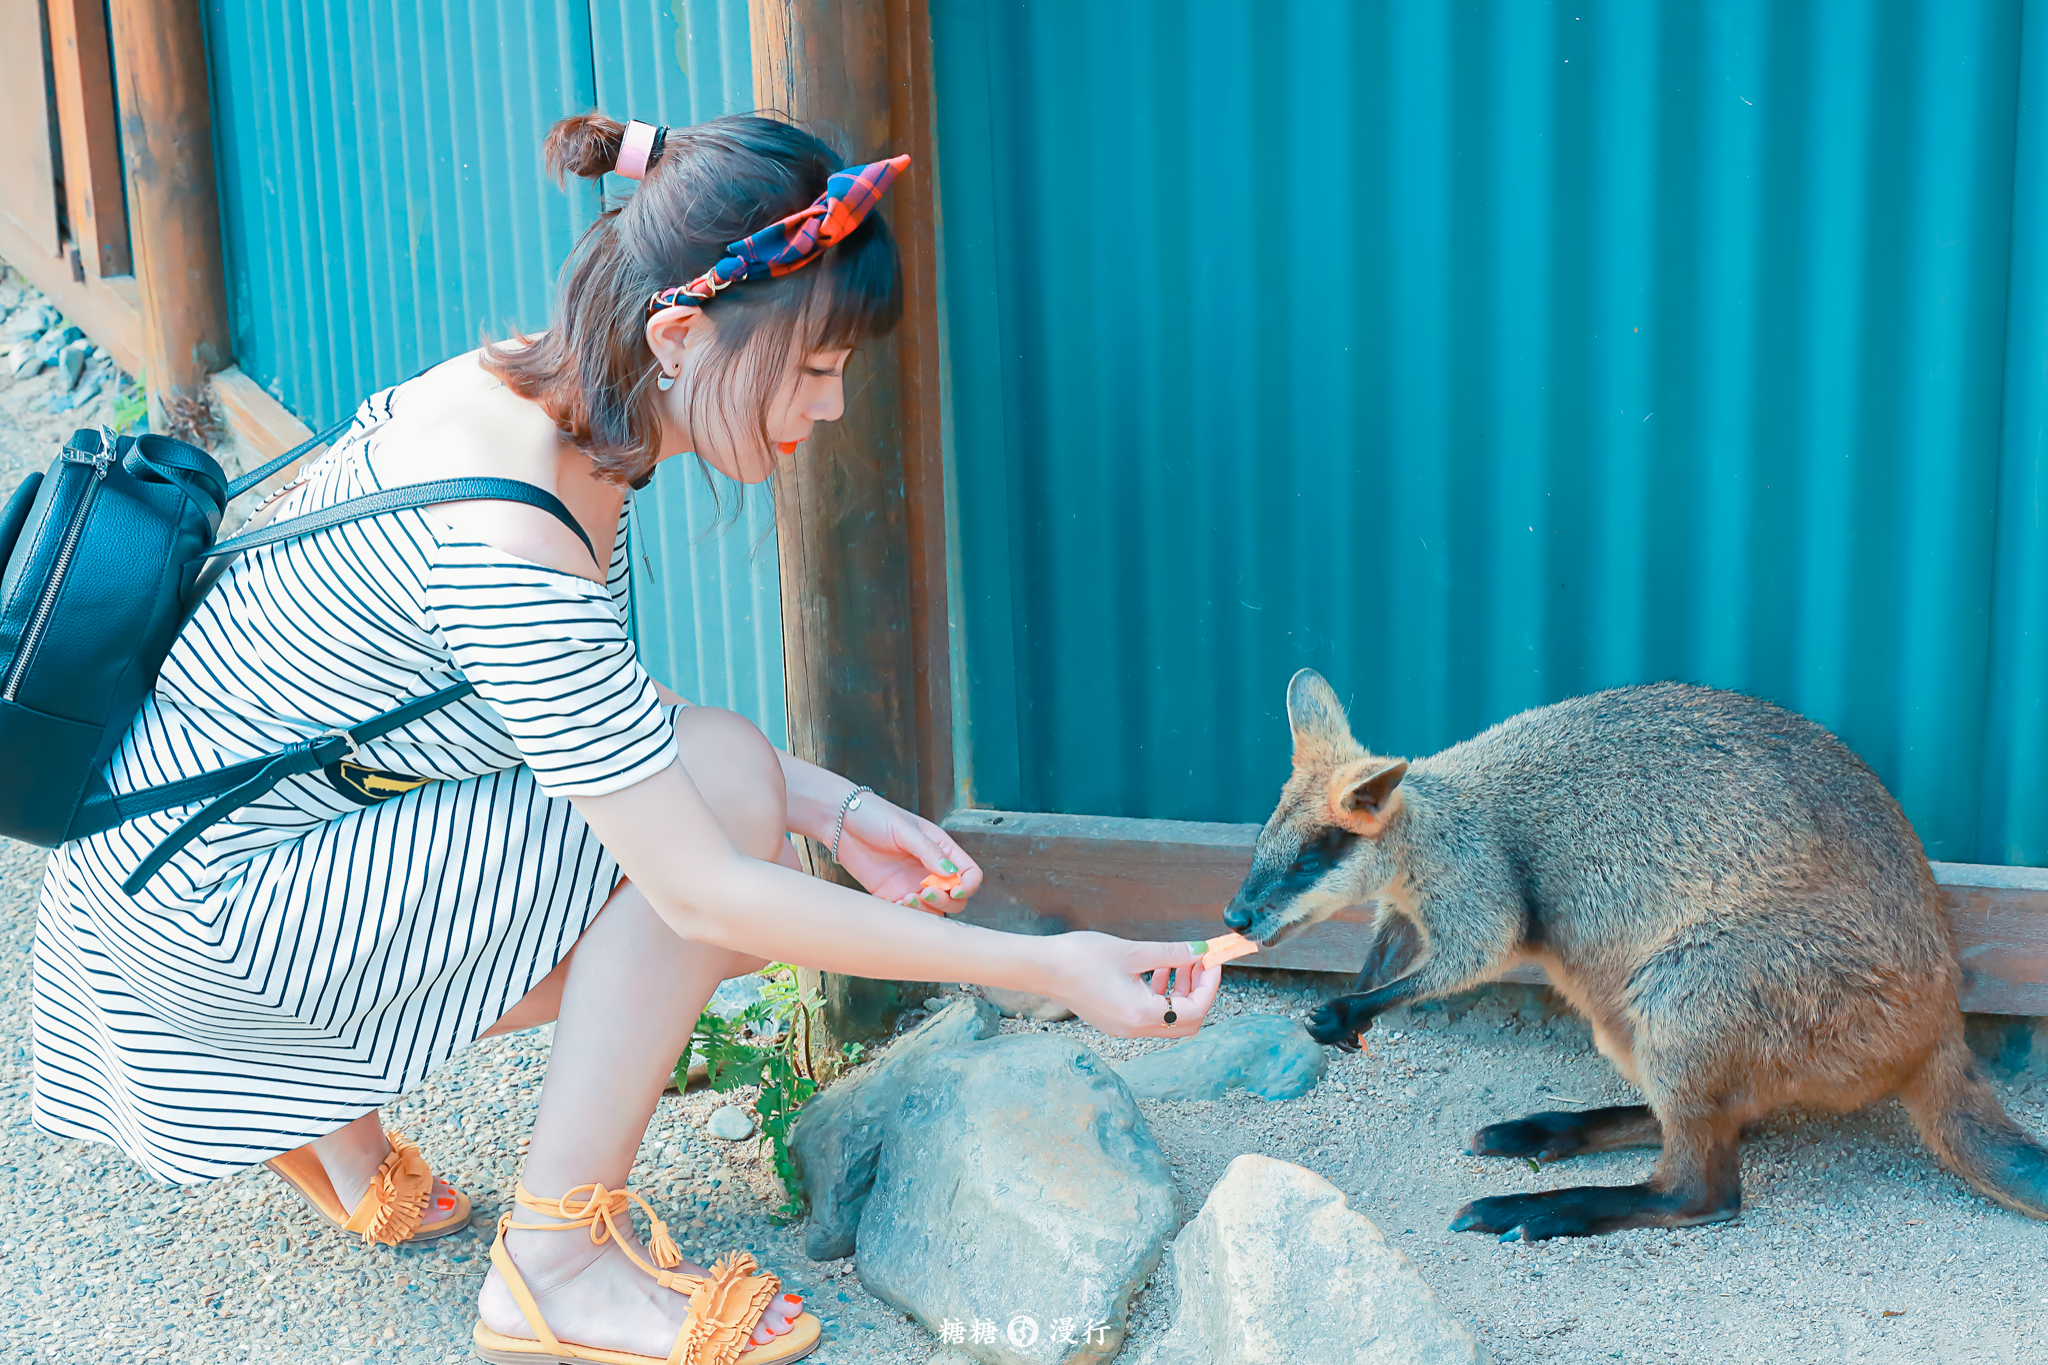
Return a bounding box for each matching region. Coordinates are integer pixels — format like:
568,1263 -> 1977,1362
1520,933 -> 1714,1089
830,785 -> 873,863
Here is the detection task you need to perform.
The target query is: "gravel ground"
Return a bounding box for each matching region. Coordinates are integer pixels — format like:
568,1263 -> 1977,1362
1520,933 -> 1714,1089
5,826 -> 2045,1365
4,264 -> 2046,1364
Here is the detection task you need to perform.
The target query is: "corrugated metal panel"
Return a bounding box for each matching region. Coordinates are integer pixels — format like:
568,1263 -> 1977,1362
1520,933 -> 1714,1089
1987,2 -> 2048,867
203,1 -> 600,428
591,0 -> 784,742
204,0 -> 784,744
932,0 -> 2045,865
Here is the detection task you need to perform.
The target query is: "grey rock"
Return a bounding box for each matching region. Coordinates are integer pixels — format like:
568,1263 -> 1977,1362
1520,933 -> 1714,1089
927,1352 -> 978,1365
1112,1014 -> 1328,1102
706,1105 -> 756,1141
1127,1155 -> 1484,1365
855,1034 -> 1179,1365
979,985 -> 1076,1022
34,324 -> 82,368
57,339 -> 87,390
790,994 -> 1000,1259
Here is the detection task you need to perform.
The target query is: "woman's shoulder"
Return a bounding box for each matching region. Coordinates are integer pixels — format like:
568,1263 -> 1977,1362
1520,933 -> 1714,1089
375,353 -> 614,582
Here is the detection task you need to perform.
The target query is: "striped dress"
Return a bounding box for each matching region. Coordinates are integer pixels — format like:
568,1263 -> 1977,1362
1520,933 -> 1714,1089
29,379 -> 680,1184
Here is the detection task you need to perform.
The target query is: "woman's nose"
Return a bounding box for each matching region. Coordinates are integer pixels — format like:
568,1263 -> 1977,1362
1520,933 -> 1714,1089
809,378 -> 845,423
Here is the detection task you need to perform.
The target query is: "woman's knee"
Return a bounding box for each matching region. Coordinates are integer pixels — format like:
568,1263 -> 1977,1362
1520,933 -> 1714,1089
672,706 -> 786,854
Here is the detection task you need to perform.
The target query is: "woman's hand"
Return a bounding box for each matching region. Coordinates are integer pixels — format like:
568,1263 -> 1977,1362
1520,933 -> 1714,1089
831,789 -> 983,913
1034,933 -> 1221,1038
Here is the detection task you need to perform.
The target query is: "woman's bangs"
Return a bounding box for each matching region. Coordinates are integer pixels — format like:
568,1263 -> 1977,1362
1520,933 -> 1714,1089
807,213 -> 904,354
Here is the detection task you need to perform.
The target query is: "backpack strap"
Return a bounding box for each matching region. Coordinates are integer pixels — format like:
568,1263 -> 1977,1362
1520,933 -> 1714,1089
201,476 -> 597,565
72,473 -> 598,887
84,680 -> 480,895
223,414 -> 355,501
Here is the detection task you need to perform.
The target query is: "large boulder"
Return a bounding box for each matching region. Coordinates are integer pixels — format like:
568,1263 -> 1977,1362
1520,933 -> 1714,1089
789,995 -> 1001,1258
856,1035 -> 1181,1365
1127,1155 -> 1484,1365
1111,1014 -> 1328,1102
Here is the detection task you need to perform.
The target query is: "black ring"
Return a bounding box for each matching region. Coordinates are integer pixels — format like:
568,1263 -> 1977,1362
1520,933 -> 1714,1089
1163,995 -> 1177,1026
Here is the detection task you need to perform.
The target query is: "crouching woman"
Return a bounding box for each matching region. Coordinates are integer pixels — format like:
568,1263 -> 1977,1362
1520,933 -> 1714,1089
28,111 -> 1218,1365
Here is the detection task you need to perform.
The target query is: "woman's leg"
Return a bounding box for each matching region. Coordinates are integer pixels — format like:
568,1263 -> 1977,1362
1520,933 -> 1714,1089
476,707 -> 803,1356
309,709 -> 781,1215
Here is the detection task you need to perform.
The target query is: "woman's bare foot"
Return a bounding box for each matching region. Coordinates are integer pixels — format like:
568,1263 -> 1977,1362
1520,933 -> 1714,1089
312,1112 -> 461,1227
476,1199 -> 803,1357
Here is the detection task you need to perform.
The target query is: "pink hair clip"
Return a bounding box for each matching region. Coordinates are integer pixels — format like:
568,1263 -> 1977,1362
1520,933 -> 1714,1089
616,120 -> 663,181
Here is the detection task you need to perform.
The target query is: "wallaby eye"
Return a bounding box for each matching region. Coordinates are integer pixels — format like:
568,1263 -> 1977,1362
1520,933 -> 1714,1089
1278,826 -> 1360,896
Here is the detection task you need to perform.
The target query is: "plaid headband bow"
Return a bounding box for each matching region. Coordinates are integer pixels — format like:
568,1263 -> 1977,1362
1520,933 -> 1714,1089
649,154 -> 910,312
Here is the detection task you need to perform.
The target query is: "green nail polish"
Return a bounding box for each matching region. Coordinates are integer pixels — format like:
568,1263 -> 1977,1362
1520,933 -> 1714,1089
939,858 -> 959,875
949,886 -> 969,899
1188,939 -> 1210,955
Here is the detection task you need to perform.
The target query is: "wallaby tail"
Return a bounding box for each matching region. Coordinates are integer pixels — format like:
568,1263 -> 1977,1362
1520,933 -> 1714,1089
1899,1033 -> 2048,1220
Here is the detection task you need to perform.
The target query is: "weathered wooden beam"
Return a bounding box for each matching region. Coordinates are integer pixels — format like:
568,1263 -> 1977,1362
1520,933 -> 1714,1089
944,809 -> 2048,1017
106,0 -> 230,427
755,0 -> 918,824
208,366 -> 312,461
754,0 -> 947,1042
47,0 -> 132,278
884,0 -> 954,822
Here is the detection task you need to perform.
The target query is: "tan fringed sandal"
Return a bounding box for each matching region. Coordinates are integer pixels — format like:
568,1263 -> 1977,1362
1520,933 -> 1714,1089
472,1183 -> 820,1365
265,1130 -> 472,1245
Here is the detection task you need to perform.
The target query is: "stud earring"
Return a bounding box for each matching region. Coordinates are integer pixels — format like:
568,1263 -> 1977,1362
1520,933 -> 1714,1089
655,363 -> 676,393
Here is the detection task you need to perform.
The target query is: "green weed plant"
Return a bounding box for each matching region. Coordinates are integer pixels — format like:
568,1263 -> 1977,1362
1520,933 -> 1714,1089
674,963 -> 864,1222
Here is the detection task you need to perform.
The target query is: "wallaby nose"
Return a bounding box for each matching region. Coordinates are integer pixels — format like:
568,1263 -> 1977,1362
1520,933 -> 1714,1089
1222,902 -> 1253,932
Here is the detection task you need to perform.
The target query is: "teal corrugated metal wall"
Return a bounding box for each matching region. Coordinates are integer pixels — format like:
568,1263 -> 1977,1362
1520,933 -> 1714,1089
932,0 -> 2047,865
203,0 -> 784,742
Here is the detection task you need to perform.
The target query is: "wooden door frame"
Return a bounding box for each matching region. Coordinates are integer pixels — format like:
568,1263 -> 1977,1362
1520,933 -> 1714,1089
1,0 -> 312,464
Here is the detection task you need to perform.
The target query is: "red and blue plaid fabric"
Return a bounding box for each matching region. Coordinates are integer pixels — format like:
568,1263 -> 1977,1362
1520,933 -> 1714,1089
650,154 -> 910,311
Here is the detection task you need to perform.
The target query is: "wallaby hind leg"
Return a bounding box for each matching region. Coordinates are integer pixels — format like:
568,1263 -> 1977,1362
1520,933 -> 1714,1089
1467,1105 -> 1662,1162
1450,1110 -> 1739,1241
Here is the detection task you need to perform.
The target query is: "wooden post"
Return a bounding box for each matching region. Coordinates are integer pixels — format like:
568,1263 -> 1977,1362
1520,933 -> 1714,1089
107,0 -> 230,436
754,0 -> 954,1040
47,0 -> 132,278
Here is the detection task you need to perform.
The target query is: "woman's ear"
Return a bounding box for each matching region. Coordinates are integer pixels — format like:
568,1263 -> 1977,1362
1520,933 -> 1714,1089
644,304 -> 705,380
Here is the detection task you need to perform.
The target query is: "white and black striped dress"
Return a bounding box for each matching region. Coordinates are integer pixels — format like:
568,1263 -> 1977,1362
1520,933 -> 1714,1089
29,378 -> 680,1184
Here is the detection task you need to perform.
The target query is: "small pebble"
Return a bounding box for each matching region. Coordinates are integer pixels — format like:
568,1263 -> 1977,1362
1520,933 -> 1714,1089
706,1106 -> 756,1141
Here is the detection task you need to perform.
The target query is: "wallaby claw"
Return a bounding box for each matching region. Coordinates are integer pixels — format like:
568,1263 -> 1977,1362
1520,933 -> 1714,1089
1305,997 -> 1370,1049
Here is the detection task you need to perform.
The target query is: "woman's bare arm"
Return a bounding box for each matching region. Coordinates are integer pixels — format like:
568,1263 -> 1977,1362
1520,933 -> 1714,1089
572,756 -> 1041,990
569,755 -> 1217,1035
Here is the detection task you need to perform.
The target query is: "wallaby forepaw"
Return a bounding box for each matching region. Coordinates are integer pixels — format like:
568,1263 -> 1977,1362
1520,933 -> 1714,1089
1306,999 -> 1365,1050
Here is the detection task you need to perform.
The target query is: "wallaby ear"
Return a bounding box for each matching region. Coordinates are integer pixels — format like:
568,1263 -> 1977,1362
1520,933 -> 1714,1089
1327,757 -> 1409,835
1287,669 -> 1358,764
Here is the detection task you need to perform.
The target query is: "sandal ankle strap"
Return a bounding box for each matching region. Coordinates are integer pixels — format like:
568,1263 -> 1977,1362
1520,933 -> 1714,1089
493,1182 -> 782,1365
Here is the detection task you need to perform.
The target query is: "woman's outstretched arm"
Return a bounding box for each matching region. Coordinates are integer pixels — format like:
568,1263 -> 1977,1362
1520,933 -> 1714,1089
570,754 -> 1216,1038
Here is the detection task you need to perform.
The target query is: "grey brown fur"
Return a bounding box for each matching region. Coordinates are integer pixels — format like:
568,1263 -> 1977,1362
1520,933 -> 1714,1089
1223,669 -> 2048,1241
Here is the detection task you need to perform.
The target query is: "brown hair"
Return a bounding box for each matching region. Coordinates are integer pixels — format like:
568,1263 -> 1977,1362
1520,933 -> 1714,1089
484,112 -> 904,487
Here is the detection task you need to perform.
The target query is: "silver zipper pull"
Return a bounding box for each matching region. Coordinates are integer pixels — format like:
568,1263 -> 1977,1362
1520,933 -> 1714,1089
93,424 -> 118,475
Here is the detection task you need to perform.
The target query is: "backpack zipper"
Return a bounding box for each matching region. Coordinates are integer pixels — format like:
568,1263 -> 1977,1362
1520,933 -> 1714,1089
3,432 -> 116,703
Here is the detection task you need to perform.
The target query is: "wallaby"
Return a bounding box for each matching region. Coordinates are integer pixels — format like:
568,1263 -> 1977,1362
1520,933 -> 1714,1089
1223,669 -> 2048,1241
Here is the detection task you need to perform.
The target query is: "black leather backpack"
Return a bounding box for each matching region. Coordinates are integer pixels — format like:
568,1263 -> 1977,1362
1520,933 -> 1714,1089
0,412 -> 594,892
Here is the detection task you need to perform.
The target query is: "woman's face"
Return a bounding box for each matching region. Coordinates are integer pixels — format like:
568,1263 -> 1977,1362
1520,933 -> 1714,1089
653,307 -> 853,485
727,343 -> 852,484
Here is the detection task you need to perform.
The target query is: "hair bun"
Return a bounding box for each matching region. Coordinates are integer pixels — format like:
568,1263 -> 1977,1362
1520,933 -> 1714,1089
545,112 -> 626,185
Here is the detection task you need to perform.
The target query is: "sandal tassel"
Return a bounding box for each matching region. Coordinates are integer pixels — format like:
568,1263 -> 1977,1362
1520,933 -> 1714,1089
678,1252 -> 779,1365
649,1215 -> 683,1270
348,1131 -> 433,1246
